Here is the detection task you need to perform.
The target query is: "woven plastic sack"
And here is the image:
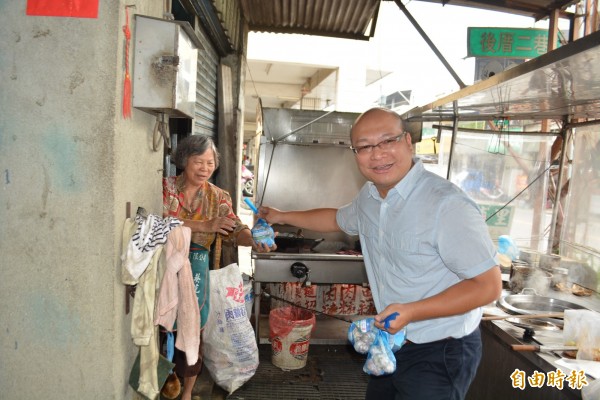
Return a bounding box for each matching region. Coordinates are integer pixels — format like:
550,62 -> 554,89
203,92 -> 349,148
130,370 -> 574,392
203,264 -> 259,394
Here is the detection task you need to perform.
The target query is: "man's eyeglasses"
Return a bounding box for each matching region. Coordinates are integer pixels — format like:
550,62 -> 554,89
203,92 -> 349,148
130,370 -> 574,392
350,132 -> 408,155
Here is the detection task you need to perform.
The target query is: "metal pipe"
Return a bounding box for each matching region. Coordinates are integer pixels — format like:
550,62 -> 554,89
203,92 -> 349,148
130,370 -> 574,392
565,118 -> 600,129
445,112 -> 458,180
432,124 -> 559,136
393,0 -> 466,89
546,125 -> 570,254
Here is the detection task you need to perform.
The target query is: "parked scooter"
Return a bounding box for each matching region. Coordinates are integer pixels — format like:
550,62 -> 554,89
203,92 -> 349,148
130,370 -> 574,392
241,165 -> 254,197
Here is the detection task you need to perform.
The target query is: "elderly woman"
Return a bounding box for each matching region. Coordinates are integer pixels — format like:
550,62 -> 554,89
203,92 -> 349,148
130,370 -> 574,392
163,134 -> 273,400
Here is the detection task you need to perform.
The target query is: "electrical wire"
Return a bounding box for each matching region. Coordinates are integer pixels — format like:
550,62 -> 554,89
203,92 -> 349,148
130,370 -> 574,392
485,162 -> 552,222
261,289 -> 355,324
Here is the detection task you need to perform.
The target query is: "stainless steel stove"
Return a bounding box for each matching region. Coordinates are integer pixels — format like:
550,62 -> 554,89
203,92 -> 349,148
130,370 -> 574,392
251,109 -> 372,343
252,248 -> 369,344
253,251 -> 367,285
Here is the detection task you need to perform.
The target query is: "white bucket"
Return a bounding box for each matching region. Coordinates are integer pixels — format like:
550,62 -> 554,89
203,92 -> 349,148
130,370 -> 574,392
269,307 -> 315,370
271,323 -> 314,370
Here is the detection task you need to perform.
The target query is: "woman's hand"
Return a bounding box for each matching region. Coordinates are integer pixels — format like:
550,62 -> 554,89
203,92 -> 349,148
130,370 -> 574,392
205,216 -> 236,235
252,240 -> 277,253
236,228 -> 277,252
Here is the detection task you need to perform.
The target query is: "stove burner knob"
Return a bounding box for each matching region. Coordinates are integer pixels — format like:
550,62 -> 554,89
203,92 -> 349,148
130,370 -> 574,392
290,262 -> 309,279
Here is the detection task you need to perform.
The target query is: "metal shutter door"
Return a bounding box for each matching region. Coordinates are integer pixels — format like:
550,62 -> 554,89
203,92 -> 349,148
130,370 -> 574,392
193,24 -> 219,137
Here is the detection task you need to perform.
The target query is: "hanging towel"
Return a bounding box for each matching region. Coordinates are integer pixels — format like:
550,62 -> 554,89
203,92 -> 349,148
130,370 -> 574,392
122,214 -> 183,281
154,226 -> 200,366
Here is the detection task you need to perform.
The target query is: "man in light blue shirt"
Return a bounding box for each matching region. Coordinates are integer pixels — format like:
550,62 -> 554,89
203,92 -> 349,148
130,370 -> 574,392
259,107 -> 502,399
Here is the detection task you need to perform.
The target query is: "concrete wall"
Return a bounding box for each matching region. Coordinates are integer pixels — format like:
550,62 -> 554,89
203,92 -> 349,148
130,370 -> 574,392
0,1 -> 166,398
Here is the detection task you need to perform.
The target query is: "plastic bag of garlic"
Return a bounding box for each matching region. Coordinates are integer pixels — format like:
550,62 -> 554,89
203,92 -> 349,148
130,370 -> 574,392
347,317 -> 406,375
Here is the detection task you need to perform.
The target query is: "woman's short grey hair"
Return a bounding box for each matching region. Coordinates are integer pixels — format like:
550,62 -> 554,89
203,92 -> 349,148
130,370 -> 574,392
173,135 -> 220,170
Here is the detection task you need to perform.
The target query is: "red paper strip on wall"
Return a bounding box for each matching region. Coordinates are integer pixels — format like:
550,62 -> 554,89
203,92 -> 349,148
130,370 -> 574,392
26,0 -> 99,18
122,6 -> 132,119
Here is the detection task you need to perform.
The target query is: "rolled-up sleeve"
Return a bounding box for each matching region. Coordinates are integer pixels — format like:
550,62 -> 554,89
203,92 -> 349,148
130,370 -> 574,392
337,200 -> 359,235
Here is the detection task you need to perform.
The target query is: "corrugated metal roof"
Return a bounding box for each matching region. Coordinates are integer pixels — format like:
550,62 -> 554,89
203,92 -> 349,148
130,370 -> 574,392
414,0 -> 580,20
239,0 -> 381,40
239,1 -> 580,41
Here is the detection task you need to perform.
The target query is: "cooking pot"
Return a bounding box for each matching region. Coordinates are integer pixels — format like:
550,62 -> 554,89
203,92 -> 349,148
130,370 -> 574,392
274,232 -> 324,252
509,264 -> 552,295
519,248 -> 541,267
539,253 -> 561,270
498,293 -> 589,316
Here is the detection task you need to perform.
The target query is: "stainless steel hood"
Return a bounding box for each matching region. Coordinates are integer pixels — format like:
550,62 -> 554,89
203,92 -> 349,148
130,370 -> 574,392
402,30 -> 600,123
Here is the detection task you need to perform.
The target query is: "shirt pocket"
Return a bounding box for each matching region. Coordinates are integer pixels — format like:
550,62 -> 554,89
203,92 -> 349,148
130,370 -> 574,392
359,220 -> 379,253
391,233 -> 421,254
388,232 -> 438,280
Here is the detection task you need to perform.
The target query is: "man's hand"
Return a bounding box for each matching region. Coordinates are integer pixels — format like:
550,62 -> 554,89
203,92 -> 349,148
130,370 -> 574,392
374,305 -> 412,335
258,206 -> 283,225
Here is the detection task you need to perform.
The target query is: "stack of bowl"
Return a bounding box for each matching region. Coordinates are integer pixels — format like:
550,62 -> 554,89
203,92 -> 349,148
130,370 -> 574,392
518,248 -> 540,267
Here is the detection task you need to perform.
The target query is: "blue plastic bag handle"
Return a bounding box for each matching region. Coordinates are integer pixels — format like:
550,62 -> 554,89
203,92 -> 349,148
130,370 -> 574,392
243,198 -> 260,214
383,312 -> 399,330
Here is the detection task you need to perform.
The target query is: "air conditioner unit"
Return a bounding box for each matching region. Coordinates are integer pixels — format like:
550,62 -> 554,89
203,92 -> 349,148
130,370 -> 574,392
132,15 -> 202,118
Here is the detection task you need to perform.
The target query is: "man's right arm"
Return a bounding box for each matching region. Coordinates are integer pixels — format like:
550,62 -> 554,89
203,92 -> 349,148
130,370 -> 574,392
258,207 -> 341,233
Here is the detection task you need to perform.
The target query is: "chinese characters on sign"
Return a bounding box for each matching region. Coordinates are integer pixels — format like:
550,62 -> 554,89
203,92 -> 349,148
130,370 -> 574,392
468,28 -> 555,59
510,368 -> 588,390
479,203 -> 514,238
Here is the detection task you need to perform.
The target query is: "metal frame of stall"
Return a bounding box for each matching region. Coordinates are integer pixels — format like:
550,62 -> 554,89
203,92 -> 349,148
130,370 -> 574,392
400,28 -> 600,256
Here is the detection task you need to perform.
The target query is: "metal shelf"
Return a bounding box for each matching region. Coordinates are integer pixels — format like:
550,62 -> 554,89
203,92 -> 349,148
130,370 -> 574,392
402,30 -> 600,123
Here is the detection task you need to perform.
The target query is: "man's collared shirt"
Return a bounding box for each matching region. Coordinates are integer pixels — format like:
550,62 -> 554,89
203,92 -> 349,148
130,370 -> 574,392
337,158 -> 497,343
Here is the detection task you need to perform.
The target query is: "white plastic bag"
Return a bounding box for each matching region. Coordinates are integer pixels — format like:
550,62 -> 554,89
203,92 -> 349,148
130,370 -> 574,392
202,264 -> 259,394
563,310 -> 600,361
582,377 -> 600,400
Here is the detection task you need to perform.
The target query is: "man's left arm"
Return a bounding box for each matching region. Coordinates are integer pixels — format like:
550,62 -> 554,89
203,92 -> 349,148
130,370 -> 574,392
375,266 -> 502,334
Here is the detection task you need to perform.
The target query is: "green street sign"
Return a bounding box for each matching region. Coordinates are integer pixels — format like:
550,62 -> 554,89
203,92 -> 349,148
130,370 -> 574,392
468,27 -> 553,59
479,203 -> 515,238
